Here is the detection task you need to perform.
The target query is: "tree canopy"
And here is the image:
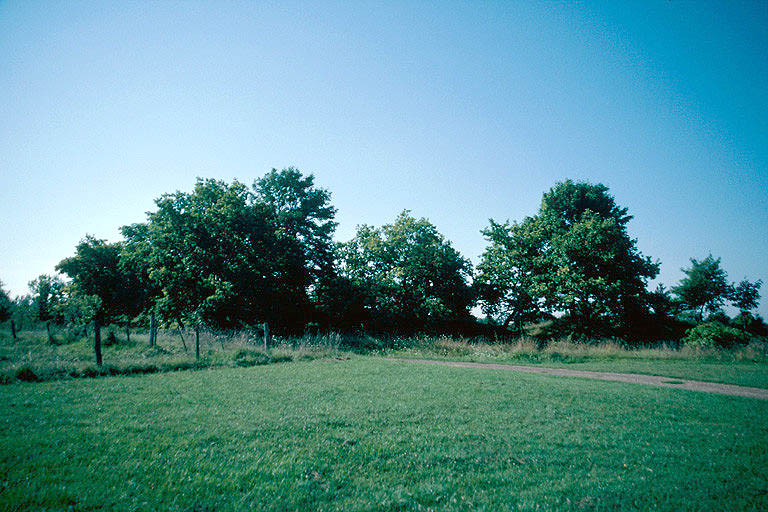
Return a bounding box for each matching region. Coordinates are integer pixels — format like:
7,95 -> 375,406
477,180 -> 659,337
672,255 -> 732,322
15,172 -> 762,347
137,178 -> 308,330
27,274 -> 65,323
55,237 -> 125,324
339,211 -> 474,333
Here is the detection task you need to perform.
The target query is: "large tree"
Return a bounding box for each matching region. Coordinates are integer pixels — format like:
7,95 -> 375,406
730,279 -> 762,315
477,180 -> 658,337
672,255 -> 732,322
339,211 -> 474,333
119,222 -> 163,345
253,167 -> 338,282
137,178 -> 307,332
27,274 -> 64,324
56,237 -> 124,365
475,220 -> 541,333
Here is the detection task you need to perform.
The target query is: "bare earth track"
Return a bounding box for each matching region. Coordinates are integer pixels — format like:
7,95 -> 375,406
390,358 -> 768,400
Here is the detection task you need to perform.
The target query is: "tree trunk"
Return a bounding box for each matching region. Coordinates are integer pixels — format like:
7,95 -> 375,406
177,320 -> 188,351
195,324 -> 200,361
94,319 -> 103,366
149,311 -> 157,347
263,322 -> 271,351
46,321 -> 55,344
125,321 -> 131,343
10,320 -> 16,341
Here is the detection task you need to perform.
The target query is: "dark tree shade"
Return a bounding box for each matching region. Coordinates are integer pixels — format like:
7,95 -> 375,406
0,281 -> 12,323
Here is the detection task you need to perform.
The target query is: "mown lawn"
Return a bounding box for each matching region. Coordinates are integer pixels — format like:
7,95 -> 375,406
389,339 -> 768,389
391,354 -> 768,389
1,358 -> 766,511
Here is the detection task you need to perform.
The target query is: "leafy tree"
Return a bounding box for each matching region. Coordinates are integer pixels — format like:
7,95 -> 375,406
28,274 -> 64,323
339,211 -> 474,333
254,167 -> 338,281
119,222 -> 163,344
11,295 -> 35,331
672,255 -> 732,322
0,281 -> 12,323
138,178 -> 307,332
478,180 -> 658,337
56,236 -> 125,365
475,220 -> 540,333
730,279 -> 762,314
56,290 -> 101,337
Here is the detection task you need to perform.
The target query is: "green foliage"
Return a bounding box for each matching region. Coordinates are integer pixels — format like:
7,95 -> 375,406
478,180 -> 658,338
118,222 -> 160,322
475,220 -> 540,333
683,321 -> 752,349
56,237 -> 125,324
339,211 -> 474,333
27,274 -> 64,322
254,167 -> 338,281
731,279 -> 762,314
672,255 -> 732,322
137,178 -> 308,330
55,291 -> 101,332
11,295 -> 35,331
0,281 -> 12,323
732,312 -> 768,338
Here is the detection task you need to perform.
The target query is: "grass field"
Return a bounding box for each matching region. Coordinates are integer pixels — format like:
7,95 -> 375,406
388,337 -> 768,388
4,328 -> 768,390
1,358 -> 766,511
0,328 -> 344,384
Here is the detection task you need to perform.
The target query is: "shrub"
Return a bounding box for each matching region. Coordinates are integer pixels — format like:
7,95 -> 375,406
732,313 -> 768,338
684,322 -> 752,349
15,366 -> 39,382
105,331 -> 118,346
233,349 -> 271,367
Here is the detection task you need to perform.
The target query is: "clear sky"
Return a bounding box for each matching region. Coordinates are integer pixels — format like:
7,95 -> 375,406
1,1 -> 766,317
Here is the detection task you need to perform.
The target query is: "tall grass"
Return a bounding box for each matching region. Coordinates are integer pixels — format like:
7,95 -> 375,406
2,324 -> 767,384
0,326 -> 347,384
388,334 -> 768,363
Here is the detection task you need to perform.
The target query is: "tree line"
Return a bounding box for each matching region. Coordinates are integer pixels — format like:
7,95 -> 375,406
1,168 -> 764,364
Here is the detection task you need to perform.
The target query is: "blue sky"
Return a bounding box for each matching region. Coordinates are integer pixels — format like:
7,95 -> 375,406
1,1 -> 766,317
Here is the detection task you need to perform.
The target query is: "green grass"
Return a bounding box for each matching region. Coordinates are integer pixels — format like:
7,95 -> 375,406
1,358 -> 766,511
0,328 -> 344,383
3,328 -> 768,389
389,337 -> 768,388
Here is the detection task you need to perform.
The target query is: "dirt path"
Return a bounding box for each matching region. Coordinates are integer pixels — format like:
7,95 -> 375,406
389,358 -> 768,400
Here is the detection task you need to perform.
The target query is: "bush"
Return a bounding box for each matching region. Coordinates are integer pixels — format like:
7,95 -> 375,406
105,331 -> 118,346
233,349 -> 271,367
15,366 -> 39,382
684,322 -> 752,349
732,313 -> 768,338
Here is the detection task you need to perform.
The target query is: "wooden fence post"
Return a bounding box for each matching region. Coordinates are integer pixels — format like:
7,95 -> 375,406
195,325 -> 200,361
263,323 -> 271,351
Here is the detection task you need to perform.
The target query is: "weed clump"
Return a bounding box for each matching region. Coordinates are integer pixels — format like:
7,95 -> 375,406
233,349 -> 271,367
15,366 -> 39,382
